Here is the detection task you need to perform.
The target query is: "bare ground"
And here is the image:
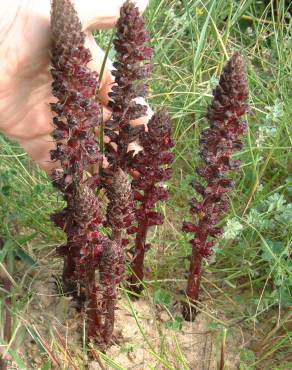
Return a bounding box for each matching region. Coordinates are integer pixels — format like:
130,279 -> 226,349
5,266 -> 244,370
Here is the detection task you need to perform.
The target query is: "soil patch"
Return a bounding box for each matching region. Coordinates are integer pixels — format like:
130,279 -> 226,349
9,269 -> 242,369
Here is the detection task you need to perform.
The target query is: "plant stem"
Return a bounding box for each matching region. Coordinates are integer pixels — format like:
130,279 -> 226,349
129,218 -> 148,293
98,239 -> 124,349
182,248 -> 203,321
62,252 -> 76,290
102,288 -> 115,348
99,230 -> 122,345
86,268 -> 102,341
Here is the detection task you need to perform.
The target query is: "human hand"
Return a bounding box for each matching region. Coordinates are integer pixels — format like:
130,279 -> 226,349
0,0 -> 150,172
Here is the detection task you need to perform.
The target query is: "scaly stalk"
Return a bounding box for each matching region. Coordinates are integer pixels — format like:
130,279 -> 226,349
127,111 -> 174,292
129,218 -> 148,293
182,53 -> 249,320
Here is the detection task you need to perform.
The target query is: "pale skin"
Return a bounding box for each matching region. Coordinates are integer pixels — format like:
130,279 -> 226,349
0,0 -> 150,173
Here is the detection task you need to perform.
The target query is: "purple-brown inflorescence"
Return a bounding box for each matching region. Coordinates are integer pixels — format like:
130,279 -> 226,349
105,0 -> 153,171
127,110 -> 174,293
68,185 -> 106,341
98,238 -> 125,347
95,170 -> 134,347
105,168 -> 135,245
103,1 -> 174,293
50,0 -> 113,346
50,0 -> 102,284
182,53 -> 248,320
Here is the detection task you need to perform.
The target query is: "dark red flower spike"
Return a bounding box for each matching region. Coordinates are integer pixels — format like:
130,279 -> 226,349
127,110 -> 174,293
182,53 -> 248,320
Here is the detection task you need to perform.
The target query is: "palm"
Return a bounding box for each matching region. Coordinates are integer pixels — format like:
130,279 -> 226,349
0,0 -> 149,172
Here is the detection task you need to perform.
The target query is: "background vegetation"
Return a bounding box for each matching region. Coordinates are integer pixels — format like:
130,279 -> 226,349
1,0 -> 291,368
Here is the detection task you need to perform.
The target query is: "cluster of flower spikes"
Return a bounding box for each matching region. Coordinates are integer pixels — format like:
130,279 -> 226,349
96,158 -> 134,346
105,0 -> 153,171
126,110 -> 174,292
50,0 -> 143,345
101,0 -> 174,292
49,0 -> 125,346
183,52 -> 249,259
50,0 -> 104,291
128,110 -> 174,235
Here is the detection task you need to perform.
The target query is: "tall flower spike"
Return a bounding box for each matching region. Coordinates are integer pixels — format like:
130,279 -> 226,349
50,0 -> 108,344
102,0 -> 153,282
98,239 -> 125,348
70,185 -> 106,343
127,110 -> 174,293
99,169 -> 133,347
182,53 -> 248,320
105,168 -> 135,245
50,0 -> 102,179
50,0 -> 102,286
105,0 -> 153,170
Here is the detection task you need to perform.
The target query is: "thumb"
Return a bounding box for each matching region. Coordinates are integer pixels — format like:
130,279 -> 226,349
75,0 -> 149,30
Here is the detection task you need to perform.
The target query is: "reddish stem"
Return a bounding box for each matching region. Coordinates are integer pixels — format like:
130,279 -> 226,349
129,218 -> 148,293
182,248 -> 203,321
99,230 -> 122,345
0,358 -> 7,370
62,252 -> 76,292
62,248 -> 83,302
220,339 -> 225,370
86,269 -> 102,340
102,290 -> 115,348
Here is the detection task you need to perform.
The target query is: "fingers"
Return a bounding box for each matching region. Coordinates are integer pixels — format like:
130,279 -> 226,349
18,134 -> 59,174
131,97 -> 153,130
101,105 -> 112,122
85,33 -> 114,106
15,104 -> 112,173
75,0 -> 149,30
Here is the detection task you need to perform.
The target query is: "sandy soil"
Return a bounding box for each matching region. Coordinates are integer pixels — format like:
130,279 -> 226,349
7,269 -> 241,370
